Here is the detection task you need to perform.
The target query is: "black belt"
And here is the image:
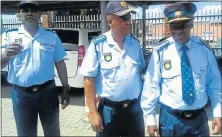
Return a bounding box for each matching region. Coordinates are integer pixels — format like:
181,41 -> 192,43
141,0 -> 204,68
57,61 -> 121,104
161,104 -> 204,119
14,80 -> 53,92
103,98 -> 137,109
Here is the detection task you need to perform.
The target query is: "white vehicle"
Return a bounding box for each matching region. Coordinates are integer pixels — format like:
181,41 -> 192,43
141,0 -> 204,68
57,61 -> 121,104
50,28 -> 101,88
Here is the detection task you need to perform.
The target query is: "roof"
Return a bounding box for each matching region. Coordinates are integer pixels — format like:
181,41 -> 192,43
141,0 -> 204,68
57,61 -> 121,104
48,27 -> 101,32
1,1 -> 172,13
1,1 -> 100,13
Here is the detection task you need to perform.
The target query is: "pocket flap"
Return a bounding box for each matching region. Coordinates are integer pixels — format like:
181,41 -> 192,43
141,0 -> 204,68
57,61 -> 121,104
131,59 -> 141,65
101,62 -> 119,69
40,45 -> 55,52
162,70 -> 180,78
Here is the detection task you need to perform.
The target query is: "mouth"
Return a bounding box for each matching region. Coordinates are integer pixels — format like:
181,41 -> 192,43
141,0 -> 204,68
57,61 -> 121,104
172,30 -> 185,37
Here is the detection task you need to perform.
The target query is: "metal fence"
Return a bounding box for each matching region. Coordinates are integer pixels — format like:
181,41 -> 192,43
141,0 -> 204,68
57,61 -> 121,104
1,18 -> 22,32
2,9 -> 222,56
53,14 -> 101,29
131,9 -> 222,56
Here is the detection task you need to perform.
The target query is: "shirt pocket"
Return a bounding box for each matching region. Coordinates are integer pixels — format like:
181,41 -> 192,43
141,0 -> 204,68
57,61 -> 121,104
100,62 -> 120,83
193,66 -> 207,90
15,47 -> 29,65
162,69 -> 180,87
131,59 -> 141,76
40,45 -> 55,63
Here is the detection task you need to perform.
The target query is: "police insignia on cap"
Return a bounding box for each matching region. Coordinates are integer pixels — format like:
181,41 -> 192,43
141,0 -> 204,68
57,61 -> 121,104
120,1 -> 127,8
104,53 -> 112,62
26,0 -> 32,3
175,11 -> 182,18
164,60 -> 171,70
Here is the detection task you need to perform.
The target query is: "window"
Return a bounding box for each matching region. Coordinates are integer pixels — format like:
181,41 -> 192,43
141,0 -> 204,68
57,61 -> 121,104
88,31 -> 101,42
53,29 -> 79,51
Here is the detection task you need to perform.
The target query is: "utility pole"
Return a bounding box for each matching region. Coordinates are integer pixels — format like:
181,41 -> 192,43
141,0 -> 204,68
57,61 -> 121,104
100,1 -> 108,33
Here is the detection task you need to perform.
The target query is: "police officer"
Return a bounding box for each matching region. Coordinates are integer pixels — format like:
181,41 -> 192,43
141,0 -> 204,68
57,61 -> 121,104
1,1 -> 70,136
80,1 -> 145,136
141,2 -> 221,137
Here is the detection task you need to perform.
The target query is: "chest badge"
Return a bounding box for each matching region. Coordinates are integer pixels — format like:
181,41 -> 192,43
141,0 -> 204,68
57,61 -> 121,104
164,60 -> 171,70
104,53 -> 112,62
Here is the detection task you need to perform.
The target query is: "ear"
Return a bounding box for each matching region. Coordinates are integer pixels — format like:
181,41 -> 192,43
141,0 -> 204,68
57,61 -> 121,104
107,15 -> 113,27
15,13 -> 22,20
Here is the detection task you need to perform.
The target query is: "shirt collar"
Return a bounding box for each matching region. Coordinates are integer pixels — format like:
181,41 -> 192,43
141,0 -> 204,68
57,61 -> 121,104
106,31 -> 132,45
174,37 -> 192,52
18,25 -> 45,37
106,31 -> 115,46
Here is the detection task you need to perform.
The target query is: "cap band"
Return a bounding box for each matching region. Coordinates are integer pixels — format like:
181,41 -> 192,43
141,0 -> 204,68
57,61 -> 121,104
167,10 -> 193,20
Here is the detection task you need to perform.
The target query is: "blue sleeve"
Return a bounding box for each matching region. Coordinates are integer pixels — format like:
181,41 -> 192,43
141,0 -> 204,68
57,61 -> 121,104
139,47 -> 145,70
206,51 -> 222,118
1,32 -> 8,48
141,49 -> 161,126
53,35 -> 67,62
80,42 -> 99,77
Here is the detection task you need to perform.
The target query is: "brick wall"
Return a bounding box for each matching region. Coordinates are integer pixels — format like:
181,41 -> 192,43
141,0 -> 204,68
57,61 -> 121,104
41,14 -> 48,28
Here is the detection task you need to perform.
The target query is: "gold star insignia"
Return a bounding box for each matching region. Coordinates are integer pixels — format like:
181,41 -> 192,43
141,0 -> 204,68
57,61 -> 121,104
175,11 -> 182,18
120,1 -> 127,8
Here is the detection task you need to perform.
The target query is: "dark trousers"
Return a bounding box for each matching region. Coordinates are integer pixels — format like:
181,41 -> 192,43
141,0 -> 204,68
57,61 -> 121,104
159,106 -> 210,137
96,99 -> 145,137
11,80 -> 60,136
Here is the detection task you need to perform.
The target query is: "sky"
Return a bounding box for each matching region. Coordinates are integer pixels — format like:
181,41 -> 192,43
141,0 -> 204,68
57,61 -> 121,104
2,1 -> 222,20
132,1 -> 222,18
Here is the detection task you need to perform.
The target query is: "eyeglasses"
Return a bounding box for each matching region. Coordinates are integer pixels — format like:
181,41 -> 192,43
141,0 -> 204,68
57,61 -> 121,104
20,8 -> 39,13
118,14 -> 131,21
169,21 -> 193,30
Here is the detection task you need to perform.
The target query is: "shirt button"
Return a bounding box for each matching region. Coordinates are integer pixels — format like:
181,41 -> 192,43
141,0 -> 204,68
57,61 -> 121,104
190,93 -> 193,96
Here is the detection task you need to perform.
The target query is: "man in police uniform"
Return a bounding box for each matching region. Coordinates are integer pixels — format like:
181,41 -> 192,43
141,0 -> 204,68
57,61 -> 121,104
1,1 -> 70,136
141,2 -> 222,137
80,1 -> 145,136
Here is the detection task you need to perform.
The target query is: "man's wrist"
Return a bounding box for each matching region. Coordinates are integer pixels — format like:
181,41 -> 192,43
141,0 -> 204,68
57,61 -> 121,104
62,85 -> 70,90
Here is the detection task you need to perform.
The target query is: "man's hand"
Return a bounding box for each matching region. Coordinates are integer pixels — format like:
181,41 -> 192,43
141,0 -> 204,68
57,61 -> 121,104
212,117 -> 222,135
4,43 -> 23,58
147,125 -> 160,137
89,111 -> 103,132
61,85 -> 70,109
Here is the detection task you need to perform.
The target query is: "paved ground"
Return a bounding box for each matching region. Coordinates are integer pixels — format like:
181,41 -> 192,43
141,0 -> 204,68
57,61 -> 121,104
0,79 -> 221,136
1,80 -> 95,136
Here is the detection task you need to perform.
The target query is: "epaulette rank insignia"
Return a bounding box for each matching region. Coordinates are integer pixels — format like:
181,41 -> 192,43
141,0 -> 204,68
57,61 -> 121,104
92,35 -> 107,45
156,40 -> 171,52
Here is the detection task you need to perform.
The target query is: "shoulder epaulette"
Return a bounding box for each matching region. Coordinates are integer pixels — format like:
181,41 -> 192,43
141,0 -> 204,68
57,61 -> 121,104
131,34 -> 140,43
92,35 -> 106,45
190,36 -> 212,51
4,28 -> 18,39
5,28 -> 18,34
45,29 -> 57,34
155,39 -> 171,52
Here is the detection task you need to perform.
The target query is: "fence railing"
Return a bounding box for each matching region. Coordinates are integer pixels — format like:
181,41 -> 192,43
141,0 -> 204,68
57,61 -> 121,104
2,9 -> 222,56
53,14 -> 101,29
131,9 -> 222,56
1,18 -> 22,32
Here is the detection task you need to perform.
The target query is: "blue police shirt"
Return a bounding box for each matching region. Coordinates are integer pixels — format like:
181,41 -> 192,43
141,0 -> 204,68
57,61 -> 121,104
141,36 -> 222,126
80,31 -> 145,101
1,25 -> 67,87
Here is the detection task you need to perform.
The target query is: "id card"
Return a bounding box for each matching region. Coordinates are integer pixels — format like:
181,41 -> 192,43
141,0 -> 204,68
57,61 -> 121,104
14,38 -> 22,45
